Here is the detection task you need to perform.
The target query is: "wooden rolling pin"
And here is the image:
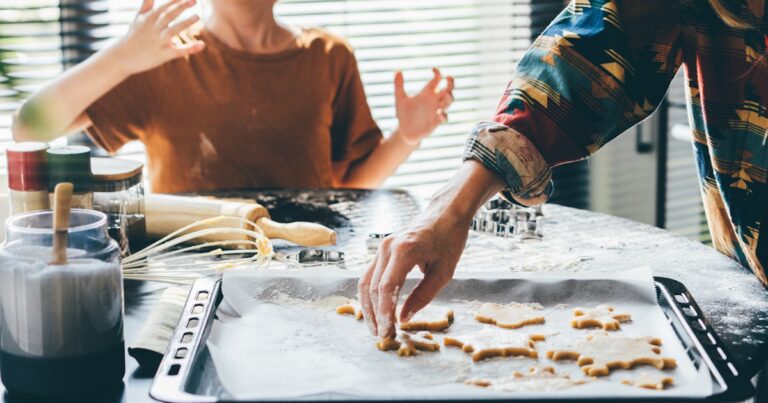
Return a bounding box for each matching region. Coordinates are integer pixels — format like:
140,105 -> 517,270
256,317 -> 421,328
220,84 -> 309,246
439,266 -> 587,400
145,194 -> 337,247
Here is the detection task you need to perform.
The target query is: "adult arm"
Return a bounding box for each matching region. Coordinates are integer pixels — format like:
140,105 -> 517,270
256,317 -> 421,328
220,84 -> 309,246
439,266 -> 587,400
11,0 -> 203,143
359,0 -> 685,338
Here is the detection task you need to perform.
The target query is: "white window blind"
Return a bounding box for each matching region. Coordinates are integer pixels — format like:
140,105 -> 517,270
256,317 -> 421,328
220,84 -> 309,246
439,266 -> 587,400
273,1 -> 542,195
0,0 -> 565,196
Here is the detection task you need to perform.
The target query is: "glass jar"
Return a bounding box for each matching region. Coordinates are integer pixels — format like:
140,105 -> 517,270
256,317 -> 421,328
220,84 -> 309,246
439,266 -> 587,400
92,158 -> 147,256
0,209 -> 124,397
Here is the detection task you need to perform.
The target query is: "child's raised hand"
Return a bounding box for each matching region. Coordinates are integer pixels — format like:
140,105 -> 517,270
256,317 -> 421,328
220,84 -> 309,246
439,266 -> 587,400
394,68 -> 455,144
115,0 -> 205,75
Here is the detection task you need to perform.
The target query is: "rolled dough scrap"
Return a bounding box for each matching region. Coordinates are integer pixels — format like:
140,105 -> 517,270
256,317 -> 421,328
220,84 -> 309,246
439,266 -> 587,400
474,302 -> 545,329
376,332 -> 440,357
545,333 -> 677,376
444,328 -> 544,362
467,366 -> 586,392
621,373 -> 675,390
571,305 -> 631,330
336,303 -> 363,321
399,305 -> 454,332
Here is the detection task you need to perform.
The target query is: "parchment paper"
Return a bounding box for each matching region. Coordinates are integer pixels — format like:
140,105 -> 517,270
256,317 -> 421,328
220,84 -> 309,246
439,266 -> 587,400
207,268 -> 713,400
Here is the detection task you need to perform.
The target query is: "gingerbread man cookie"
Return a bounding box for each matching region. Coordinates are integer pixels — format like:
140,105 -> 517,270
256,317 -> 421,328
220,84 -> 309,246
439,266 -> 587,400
377,331 -> 441,357
399,305 -> 454,332
621,373 -> 675,390
474,302 -> 545,329
571,305 -> 631,331
444,328 -> 544,362
467,366 -> 586,392
545,333 -> 677,376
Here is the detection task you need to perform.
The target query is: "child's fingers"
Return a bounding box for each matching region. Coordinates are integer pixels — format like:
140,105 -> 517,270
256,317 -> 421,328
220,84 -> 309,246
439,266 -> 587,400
164,14 -> 200,40
437,94 -> 452,110
444,76 -> 455,95
393,71 -> 406,99
426,67 -> 442,91
157,0 -> 196,28
171,40 -> 205,58
148,0 -> 185,22
437,77 -> 455,109
138,0 -> 155,15
436,76 -> 454,99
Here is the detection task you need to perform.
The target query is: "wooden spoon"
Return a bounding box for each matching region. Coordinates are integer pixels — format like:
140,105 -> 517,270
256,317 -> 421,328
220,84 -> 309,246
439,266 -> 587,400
51,182 -> 73,265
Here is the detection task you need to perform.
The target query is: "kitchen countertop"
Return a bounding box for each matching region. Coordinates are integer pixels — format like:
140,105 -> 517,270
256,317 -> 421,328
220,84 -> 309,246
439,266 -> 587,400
2,189 -> 765,402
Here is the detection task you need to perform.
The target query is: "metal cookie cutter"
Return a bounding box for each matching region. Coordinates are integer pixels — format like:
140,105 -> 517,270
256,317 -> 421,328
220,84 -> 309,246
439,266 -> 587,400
470,198 -> 544,240
366,232 -> 393,255
280,249 -> 345,268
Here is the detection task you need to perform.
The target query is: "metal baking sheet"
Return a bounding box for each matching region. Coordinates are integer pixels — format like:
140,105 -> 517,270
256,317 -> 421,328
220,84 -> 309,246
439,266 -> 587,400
150,269 -> 754,402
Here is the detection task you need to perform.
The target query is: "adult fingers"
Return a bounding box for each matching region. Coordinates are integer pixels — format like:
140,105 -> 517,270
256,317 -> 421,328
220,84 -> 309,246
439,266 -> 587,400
139,0 -> 155,15
164,14 -> 200,40
358,253 -> 380,336
368,239 -> 393,328
393,71 -> 406,99
425,67 -> 442,92
375,252 -> 417,338
399,261 -> 454,322
158,0 -> 196,28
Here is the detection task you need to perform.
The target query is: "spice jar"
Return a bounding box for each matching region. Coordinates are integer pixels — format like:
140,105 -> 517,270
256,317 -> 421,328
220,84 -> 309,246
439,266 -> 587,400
0,209 -> 124,397
46,146 -> 93,209
92,157 -> 147,255
6,142 -> 50,215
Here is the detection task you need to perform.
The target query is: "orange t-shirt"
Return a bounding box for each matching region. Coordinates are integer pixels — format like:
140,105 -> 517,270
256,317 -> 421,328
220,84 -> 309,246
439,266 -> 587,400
86,27 -> 383,193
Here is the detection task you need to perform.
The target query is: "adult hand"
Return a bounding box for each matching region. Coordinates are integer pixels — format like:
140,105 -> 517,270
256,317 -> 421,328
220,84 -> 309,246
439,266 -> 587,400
114,0 -> 205,75
394,68 -> 455,144
358,161 -> 505,339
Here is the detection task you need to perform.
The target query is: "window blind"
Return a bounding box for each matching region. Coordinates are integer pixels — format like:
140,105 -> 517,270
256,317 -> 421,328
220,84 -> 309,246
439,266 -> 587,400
272,0 -> 566,196
0,0 -> 569,197
664,73 -> 711,243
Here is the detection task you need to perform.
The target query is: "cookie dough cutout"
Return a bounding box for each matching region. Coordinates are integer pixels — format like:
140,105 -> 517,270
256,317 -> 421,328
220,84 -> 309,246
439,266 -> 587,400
475,302 -> 545,329
377,332 -> 441,357
546,333 -> 677,376
444,328 -> 544,362
467,366 -> 586,392
571,305 -> 631,331
622,373 -> 675,390
336,303 -> 363,321
399,305 -> 454,332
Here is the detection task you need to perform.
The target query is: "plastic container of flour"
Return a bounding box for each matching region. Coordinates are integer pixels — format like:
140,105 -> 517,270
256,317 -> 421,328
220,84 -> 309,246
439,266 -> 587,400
0,209 -> 124,397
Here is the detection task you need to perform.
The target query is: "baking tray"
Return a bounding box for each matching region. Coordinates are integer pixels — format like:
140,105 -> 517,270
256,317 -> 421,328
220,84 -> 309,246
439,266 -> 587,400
149,274 -> 754,402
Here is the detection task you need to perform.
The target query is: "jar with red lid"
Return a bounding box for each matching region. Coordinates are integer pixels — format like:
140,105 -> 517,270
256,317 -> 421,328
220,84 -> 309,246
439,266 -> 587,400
6,142 -> 50,215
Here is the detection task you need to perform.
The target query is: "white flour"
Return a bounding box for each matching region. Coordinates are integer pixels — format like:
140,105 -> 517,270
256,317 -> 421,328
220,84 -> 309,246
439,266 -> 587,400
207,269 -> 712,400
0,245 -> 123,357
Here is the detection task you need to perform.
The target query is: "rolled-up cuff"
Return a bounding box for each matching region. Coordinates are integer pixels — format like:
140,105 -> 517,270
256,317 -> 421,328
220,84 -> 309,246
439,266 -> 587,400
462,121 -> 553,206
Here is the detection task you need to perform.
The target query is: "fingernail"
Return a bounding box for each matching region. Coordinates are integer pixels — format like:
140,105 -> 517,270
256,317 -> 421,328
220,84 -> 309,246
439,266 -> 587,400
377,318 -> 391,338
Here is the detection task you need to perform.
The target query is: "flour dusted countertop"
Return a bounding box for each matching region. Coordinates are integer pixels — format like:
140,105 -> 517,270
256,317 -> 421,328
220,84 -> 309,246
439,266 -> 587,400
458,204 -> 768,377
204,189 -> 767,379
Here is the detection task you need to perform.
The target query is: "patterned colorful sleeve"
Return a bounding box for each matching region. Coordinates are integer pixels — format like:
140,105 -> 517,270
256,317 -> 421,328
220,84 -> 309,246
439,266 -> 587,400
464,0 -> 684,205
